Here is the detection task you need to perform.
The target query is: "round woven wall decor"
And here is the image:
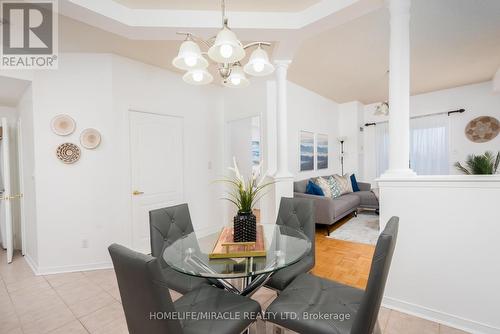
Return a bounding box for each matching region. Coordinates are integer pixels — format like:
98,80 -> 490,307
56,143 -> 81,164
465,116 -> 499,143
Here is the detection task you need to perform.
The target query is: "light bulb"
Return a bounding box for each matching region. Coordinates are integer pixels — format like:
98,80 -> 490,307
252,61 -> 265,73
192,71 -> 203,82
220,44 -> 233,59
184,55 -> 197,67
230,76 -> 241,85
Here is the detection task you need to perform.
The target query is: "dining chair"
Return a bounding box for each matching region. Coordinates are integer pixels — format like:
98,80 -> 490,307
265,197 -> 315,291
149,203 -> 212,294
109,243 -> 261,334
265,217 -> 399,334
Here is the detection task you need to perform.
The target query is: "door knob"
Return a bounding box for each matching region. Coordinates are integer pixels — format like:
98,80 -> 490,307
132,190 -> 144,196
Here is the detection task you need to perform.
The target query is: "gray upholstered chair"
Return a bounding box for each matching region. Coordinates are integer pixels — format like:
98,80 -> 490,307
265,197 -> 315,291
109,244 -> 261,334
149,203 -> 212,293
265,217 -> 399,334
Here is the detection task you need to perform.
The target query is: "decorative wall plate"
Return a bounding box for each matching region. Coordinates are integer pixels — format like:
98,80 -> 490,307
80,128 -> 101,149
465,116 -> 499,143
51,115 -> 76,136
56,143 -> 81,164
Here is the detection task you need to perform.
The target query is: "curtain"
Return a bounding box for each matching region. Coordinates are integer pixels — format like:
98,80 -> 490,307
375,122 -> 389,177
375,114 -> 450,177
410,114 -> 449,175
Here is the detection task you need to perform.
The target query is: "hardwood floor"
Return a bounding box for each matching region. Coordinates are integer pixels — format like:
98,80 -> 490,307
312,213 -> 376,290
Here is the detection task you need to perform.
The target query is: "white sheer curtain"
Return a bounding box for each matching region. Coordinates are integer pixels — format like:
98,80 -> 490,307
375,114 -> 450,177
410,114 -> 449,175
375,122 -> 389,177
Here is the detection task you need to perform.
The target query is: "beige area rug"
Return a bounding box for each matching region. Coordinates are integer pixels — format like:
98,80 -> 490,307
328,212 -> 380,245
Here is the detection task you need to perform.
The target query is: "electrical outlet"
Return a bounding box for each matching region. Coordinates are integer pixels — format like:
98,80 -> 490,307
82,239 -> 88,248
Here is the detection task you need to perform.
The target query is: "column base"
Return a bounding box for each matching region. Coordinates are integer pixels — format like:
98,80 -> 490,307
380,168 -> 417,178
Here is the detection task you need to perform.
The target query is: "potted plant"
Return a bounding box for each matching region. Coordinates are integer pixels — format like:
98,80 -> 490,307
220,158 -> 274,242
454,151 -> 500,175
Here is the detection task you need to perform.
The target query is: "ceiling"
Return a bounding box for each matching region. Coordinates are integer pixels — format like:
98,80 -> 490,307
289,0 -> 500,104
0,76 -> 30,107
112,0 -> 321,12
59,0 -> 500,104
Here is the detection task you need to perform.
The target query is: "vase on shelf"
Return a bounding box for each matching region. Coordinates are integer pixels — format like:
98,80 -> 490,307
233,211 -> 257,242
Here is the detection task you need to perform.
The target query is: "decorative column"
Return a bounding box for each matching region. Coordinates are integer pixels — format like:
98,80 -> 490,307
274,60 -> 293,179
261,60 -> 294,224
382,0 -> 416,177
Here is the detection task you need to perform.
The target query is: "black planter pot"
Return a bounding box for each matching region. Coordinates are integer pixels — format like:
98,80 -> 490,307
233,211 -> 257,242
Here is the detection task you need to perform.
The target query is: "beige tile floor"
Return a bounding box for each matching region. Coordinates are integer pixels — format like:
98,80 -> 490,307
0,250 -> 468,334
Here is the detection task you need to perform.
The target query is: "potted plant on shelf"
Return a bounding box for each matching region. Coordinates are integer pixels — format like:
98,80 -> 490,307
220,158 -> 274,242
454,151 -> 500,174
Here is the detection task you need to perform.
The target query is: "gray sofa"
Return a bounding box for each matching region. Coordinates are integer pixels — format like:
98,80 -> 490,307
293,177 -> 379,233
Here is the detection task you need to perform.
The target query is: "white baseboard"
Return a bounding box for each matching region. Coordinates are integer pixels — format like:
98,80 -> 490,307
24,253 -> 39,275
34,261 -> 113,276
383,296 -> 500,334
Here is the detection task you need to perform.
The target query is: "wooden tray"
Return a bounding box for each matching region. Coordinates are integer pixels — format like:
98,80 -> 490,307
209,225 -> 266,259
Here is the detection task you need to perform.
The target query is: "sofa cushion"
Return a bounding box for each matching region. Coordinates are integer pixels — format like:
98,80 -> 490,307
313,177 -> 333,198
326,176 -> 342,198
332,194 -> 360,218
353,190 -> 379,208
294,179 -> 309,193
333,174 -> 353,195
306,181 -> 324,196
350,174 -> 360,192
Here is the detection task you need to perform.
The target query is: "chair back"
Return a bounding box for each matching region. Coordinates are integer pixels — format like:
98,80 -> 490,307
351,217 -> 399,334
276,197 -> 316,260
108,244 -> 183,334
149,203 -> 195,259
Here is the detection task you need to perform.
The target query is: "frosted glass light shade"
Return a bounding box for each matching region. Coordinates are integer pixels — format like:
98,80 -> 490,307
172,40 -> 208,70
244,46 -> 274,76
223,65 -> 249,88
374,102 -> 389,116
208,27 -> 245,63
183,69 -> 213,85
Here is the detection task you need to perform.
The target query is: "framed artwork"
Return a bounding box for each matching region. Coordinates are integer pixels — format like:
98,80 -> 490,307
300,131 -> 314,171
316,134 -> 328,169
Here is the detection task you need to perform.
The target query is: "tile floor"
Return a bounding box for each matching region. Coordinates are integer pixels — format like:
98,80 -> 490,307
0,250 -> 468,334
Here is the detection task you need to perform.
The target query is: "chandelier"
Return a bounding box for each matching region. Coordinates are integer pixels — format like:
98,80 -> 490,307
172,0 -> 274,87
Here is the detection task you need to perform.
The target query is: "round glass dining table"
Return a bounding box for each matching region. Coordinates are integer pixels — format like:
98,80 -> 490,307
162,224 -> 311,296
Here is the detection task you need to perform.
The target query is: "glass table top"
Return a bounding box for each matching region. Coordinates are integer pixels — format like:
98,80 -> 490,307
162,224 -> 311,279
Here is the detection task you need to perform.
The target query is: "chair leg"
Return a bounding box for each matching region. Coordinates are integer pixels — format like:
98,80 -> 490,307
353,210 -> 358,217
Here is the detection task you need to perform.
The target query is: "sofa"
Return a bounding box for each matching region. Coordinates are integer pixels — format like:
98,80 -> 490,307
293,177 -> 379,233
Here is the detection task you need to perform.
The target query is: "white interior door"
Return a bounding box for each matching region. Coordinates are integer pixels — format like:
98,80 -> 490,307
129,111 -> 184,254
1,118 -> 13,263
17,119 -> 26,256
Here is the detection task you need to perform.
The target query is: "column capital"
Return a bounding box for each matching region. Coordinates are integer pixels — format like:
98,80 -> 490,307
386,0 -> 411,15
274,60 -> 292,69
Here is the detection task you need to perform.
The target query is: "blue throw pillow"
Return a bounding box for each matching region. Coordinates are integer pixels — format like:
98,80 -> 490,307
306,180 -> 324,196
350,174 -> 360,192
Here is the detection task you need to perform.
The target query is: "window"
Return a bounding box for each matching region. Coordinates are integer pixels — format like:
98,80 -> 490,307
375,114 -> 450,176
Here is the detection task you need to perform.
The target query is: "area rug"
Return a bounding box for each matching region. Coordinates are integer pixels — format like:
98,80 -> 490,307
328,213 -> 380,245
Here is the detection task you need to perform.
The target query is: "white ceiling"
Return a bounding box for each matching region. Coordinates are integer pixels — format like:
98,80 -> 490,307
59,0 -> 500,104
289,0 -> 500,103
0,76 -> 30,107
112,0 -> 321,12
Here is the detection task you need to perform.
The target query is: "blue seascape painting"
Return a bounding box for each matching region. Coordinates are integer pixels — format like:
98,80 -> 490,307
300,131 -> 314,171
316,134 -> 328,169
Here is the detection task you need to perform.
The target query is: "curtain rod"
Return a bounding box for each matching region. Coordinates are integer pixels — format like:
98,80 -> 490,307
364,108 -> 465,127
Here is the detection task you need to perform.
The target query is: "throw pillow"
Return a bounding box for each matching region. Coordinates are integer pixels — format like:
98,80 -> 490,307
313,177 -> 332,198
333,174 -> 353,195
350,174 -> 360,192
306,181 -> 324,196
327,176 -> 342,198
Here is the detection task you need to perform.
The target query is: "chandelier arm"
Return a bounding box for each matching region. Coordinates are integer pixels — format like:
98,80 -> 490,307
242,42 -> 272,49
176,31 -> 213,49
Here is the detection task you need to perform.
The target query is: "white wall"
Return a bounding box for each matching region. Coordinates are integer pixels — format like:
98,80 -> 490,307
363,81 -> 500,184
379,176 -> 500,334
28,53 -> 226,273
287,81 -> 341,180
